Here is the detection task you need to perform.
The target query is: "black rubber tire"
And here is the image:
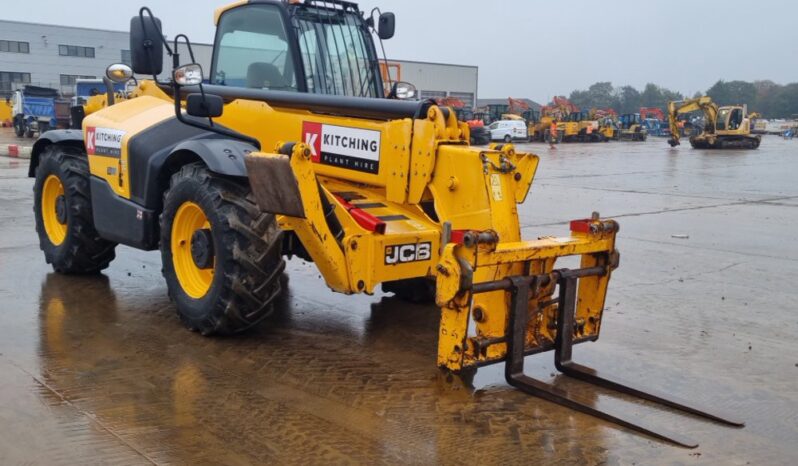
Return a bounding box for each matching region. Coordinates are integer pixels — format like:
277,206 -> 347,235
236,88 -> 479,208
13,116 -> 24,137
25,126 -> 34,138
382,277 -> 436,303
160,163 -> 285,335
33,145 -> 117,274
503,134 -> 512,143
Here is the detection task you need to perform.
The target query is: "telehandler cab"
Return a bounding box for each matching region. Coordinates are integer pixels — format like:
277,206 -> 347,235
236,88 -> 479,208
29,0 -> 741,447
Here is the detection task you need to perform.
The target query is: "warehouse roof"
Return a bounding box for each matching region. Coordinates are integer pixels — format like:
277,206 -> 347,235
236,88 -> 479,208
477,98 -> 541,110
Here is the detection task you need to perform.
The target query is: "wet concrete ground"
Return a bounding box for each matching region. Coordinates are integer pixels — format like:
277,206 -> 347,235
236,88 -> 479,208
1,127 -> 797,464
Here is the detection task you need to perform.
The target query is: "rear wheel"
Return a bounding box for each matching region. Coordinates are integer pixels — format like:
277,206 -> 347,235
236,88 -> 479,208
160,163 -> 285,335
503,134 -> 512,143
33,145 -> 117,273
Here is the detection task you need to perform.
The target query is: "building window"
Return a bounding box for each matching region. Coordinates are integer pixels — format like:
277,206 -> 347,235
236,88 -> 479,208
0,71 -> 31,83
0,40 -> 30,54
58,44 -> 95,58
60,74 -> 96,85
121,49 -> 132,66
0,71 -> 31,95
419,90 -> 447,100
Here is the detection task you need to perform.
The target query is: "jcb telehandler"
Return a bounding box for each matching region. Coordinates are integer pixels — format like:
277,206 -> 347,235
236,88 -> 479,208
30,0 -> 741,447
667,96 -> 761,149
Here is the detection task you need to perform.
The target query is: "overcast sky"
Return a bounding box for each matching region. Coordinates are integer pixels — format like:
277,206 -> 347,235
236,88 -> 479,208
5,1 -> 797,102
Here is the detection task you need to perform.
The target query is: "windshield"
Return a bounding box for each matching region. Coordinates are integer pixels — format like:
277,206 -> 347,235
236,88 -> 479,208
293,5 -> 381,97
212,4 -> 297,91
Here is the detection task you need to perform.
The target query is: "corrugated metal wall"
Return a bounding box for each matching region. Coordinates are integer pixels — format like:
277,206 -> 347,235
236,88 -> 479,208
392,60 -> 478,107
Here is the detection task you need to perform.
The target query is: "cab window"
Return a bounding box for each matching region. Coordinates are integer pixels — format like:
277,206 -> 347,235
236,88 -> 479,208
716,108 -> 730,131
293,7 -> 381,97
212,5 -> 297,91
729,108 -> 742,129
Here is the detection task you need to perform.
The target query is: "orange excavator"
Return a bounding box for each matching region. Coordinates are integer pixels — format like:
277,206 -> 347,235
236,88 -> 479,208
640,107 -> 665,121
507,97 -> 529,115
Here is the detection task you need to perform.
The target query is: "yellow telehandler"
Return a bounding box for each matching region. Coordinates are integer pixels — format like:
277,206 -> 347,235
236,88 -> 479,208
29,1 -> 741,447
667,96 -> 761,149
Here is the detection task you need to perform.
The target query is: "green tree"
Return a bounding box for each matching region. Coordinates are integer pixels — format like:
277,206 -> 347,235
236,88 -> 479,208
640,83 -> 663,108
586,82 -> 615,109
614,85 -> 641,114
569,82 -> 616,110
707,80 -> 756,107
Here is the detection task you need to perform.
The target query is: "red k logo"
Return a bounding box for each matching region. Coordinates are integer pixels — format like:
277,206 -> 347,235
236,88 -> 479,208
85,126 -> 96,155
302,121 -> 322,162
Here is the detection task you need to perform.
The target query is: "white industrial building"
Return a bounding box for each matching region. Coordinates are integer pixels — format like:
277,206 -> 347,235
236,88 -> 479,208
388,60 -> 478,108
0,19 -> 477,106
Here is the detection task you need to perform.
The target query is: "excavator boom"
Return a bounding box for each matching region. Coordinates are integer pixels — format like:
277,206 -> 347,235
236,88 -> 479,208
667,97 -> 717,146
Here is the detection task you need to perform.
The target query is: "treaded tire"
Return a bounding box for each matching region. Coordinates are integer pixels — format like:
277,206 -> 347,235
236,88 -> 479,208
13,116 -> 24,137
160,163 -> 285,335
33,145 -> 117,273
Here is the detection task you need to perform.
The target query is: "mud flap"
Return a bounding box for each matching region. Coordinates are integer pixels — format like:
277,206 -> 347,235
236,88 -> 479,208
244,152 -> 306,218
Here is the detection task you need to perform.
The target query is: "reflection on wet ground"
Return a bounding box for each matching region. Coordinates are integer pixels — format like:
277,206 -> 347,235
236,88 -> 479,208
1,133 -> 797,464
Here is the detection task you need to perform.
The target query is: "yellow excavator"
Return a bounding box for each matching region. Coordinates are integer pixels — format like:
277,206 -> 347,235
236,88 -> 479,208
667,97 -> 761,149
29,0 -> 742,447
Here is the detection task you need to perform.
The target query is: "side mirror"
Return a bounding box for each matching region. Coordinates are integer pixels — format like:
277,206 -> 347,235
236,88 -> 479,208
174,63 -> 204,86
388,81 -> 416,100
106,64 -> 133,83
129,15 -> 164,75
186,93 -> 223,118
377,12 -> 395,40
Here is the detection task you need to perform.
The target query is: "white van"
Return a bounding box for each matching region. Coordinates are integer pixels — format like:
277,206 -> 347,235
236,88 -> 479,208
488,120 -> 528,142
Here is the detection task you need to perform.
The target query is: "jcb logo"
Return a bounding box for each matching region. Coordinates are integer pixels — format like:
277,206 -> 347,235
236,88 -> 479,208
385,242 -> 431,265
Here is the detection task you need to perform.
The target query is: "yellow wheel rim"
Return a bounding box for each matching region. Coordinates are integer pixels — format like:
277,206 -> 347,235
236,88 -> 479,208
171,201 -> 214,299
42,175 -> 67,246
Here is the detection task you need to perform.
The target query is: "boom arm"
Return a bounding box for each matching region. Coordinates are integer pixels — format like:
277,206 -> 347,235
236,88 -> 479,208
667,97 -> 718,147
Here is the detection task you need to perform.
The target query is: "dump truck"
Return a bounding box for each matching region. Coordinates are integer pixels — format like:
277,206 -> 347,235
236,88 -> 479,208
667,97 -> 760,149
11,86 -> 68,138
29,0 -> 741,448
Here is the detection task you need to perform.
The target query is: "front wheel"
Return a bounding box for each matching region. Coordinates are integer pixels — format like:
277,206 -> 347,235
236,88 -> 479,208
13,116 -> 25,137
160,163 -> 285,335
33,145 -> 117,273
